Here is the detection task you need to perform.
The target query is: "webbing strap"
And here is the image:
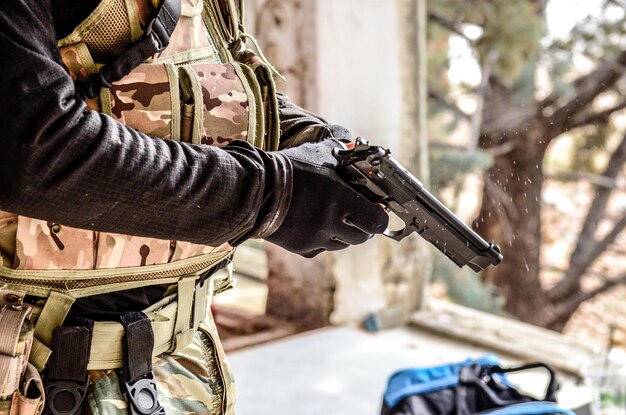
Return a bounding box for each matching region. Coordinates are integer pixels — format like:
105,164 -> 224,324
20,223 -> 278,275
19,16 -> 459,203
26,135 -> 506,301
0,289 -> 32,400
31,292 -> 75,372
0,290 -> 30,357
75,0 -> 181,99
44,323 -> 93,415
119,312 -> 165,415
12,363 -> 45,415
46,324 -> 93,384
120,312 -> 154,383
192,277 -> 212,332
172,276 -> 196,353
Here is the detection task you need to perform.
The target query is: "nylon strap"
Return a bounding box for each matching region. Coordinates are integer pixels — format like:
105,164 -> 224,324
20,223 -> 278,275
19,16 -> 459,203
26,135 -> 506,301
120,312 -> 154,383
0,289 -> 32,400
46,324 -> 93,384
30,291 -> 75,372
118,312 -> 165,415
43,322 -> 93,415
192,277 -> 212,332
172,276 -> 196,353
75,0 -> 181,99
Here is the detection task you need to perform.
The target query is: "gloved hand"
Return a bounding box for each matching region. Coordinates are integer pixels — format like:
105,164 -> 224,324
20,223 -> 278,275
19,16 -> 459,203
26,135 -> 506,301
277,93 -> 352,147
265,139 -> 389,257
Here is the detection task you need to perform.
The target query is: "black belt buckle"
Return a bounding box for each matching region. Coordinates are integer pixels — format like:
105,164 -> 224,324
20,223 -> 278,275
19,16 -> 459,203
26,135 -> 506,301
45,378 -> 88,415
120,372 -> 165,415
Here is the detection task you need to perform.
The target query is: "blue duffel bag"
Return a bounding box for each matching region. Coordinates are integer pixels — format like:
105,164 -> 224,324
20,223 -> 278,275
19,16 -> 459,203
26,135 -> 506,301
381,355 -> 575,415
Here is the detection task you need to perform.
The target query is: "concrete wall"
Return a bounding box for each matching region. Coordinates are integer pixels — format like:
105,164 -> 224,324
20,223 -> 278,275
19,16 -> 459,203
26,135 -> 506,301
315,0 -> 401,149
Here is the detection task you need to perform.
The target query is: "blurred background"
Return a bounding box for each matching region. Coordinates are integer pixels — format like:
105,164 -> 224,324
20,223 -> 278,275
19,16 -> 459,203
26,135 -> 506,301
211,0 -> 626,413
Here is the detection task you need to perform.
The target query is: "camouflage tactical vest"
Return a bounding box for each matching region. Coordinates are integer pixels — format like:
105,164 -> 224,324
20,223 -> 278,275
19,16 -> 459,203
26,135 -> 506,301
0,1 -> 278,412
0,0 -> 278,275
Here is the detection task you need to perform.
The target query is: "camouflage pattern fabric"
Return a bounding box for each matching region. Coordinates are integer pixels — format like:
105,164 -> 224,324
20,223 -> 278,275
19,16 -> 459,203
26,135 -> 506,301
193,63 -> 249,147
12,219 -> 233,270
0,212 -> 17,266
1,0 -> 256,271
14,218 -> 95,270
108,64 -> 173,139
95,233 -> 171,268
171,242 -> 217,262
1,0 -> 255,412
86,329 -> 233,415
60,45 -> 91,81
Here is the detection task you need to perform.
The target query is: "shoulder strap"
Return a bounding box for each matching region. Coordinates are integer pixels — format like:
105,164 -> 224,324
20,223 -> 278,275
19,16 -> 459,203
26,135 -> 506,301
75,0 -> 181,99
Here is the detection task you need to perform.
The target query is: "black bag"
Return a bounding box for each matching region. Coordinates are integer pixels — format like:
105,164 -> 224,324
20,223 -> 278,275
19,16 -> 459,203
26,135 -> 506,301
381,356 -> 575,415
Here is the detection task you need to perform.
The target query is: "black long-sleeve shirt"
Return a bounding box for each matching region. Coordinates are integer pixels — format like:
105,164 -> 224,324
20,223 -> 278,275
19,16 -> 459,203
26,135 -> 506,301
0,0 -> 350,316
0,0 -> 293,247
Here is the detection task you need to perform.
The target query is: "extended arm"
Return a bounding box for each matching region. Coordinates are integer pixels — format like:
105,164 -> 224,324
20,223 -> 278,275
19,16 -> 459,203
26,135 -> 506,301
0,0 -> 290,245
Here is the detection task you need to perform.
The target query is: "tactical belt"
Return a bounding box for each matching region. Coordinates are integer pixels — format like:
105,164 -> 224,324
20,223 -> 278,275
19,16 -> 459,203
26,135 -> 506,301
76,0 -> 181,99
26,257 -> 232,372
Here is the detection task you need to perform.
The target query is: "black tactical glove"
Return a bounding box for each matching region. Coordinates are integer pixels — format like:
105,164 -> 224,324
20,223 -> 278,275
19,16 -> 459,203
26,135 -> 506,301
277,92 -> 352,147
265,139 -> 389,258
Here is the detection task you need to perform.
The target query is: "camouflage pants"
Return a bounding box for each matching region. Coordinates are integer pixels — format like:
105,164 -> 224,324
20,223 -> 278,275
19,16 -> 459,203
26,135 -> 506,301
86,325 -> 235,415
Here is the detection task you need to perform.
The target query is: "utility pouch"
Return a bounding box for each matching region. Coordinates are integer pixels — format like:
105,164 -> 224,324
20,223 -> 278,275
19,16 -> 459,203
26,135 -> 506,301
0,289 -> 44,415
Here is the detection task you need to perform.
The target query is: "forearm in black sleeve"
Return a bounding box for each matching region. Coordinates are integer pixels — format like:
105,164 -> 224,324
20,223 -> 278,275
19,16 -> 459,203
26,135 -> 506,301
0,0 -> 291,246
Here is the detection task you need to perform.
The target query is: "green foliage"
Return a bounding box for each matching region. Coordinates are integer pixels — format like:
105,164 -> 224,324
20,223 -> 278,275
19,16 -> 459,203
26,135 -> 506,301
429,144 -> 493,188
432,254 -> 505,315
427,0 -> 543,89
475,1 -> 543,86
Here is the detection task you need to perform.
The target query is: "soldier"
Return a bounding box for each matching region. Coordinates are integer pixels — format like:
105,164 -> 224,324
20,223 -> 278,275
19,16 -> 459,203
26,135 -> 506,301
0,0 -> 388,414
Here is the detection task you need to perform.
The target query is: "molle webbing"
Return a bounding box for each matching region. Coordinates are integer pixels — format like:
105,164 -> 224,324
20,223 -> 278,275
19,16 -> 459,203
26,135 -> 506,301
0,289 -> 45,415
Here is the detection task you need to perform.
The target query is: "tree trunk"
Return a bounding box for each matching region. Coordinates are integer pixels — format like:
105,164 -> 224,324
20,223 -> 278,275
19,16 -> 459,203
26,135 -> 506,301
477,120 -> 555,326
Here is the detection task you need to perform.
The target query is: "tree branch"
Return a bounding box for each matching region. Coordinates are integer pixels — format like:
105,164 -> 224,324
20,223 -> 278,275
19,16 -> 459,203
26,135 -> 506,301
549,272 -> 626,328
428,12 -> 475,44
546,49 -> 626,139
547,171 -> 621,189
566,100 -> 626,131
548,131 -> 626,302
428,88 -> 472,120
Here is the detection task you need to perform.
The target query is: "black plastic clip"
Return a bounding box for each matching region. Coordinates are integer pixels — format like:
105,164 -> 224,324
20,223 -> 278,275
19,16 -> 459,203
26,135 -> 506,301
45,379 -> 89,415
120,372 -> 165,415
